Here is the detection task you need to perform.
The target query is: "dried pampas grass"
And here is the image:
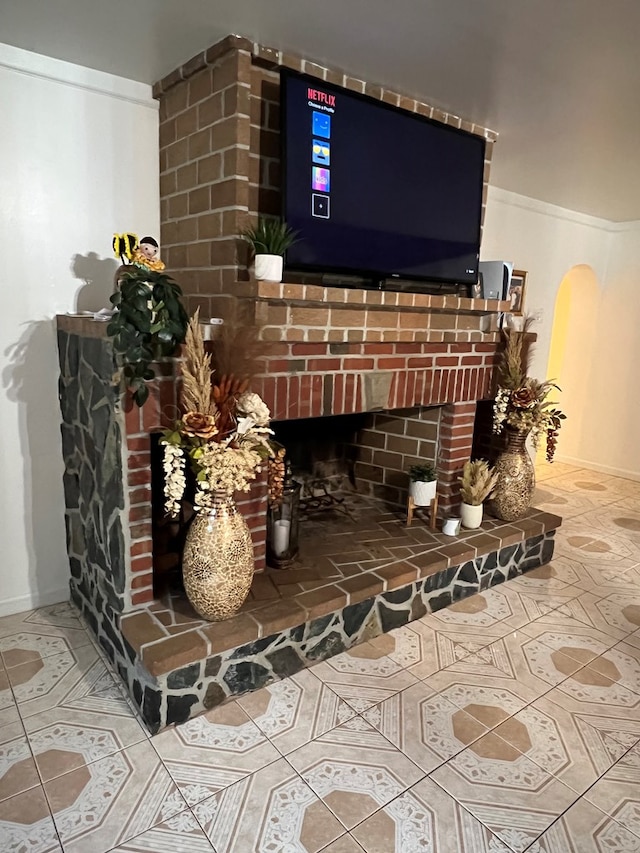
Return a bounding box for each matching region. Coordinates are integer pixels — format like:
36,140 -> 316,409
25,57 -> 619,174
181,309 -> 215,415
499,315 -> 535,390
459,459 -> 498,506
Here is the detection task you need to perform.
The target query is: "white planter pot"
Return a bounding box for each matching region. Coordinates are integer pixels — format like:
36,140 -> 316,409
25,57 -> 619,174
460,502 -> 483,529
409,479 -> 437,507
254,254 -> 283,283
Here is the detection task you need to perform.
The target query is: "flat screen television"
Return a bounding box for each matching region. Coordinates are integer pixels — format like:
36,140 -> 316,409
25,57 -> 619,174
280,70 -> 486,289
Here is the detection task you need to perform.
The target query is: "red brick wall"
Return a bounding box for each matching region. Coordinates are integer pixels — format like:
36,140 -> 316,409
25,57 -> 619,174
253,340 -> 496,514
355,407 -> 441,506
253,341 -> 496,421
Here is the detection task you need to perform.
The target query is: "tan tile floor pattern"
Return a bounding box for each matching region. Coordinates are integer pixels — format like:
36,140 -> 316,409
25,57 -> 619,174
1,465 -> 640,851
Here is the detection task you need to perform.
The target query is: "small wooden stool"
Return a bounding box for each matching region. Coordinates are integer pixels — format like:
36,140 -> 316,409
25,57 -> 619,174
406,493 -> 438,530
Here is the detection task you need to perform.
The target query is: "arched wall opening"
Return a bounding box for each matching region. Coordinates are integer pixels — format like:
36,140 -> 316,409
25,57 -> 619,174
544,264 -> 601,466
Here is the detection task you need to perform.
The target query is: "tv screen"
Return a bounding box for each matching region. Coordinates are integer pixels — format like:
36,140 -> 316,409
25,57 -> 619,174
280,70 -> 486,287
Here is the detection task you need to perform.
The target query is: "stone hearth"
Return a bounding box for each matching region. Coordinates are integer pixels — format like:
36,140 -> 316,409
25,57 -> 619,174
117,500 -> 557,731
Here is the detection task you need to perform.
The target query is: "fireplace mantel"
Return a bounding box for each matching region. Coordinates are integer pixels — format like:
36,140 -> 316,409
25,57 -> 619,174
234,280 -> 510,314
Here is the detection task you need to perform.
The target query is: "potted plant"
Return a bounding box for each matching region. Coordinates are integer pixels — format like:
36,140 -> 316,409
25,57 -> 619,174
458,459 -> 498,529
108,263 -> 188,407
241,217 -> 298,283
408,463 -> 437,507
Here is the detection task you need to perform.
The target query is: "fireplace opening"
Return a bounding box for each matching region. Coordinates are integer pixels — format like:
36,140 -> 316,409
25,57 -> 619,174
272,413 -> 363,500
271,405 -> 441,510
148,404 -> 443,592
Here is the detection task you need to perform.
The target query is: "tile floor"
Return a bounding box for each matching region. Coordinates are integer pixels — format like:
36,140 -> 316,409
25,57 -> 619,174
2,464 -> 640,852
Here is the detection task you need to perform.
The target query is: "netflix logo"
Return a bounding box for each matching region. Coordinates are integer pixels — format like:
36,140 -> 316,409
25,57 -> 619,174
307,87 -> 336,107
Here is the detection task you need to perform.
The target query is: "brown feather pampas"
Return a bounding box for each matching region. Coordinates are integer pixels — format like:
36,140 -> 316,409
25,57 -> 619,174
181,309 -> 216,416
498,315 -> 535,390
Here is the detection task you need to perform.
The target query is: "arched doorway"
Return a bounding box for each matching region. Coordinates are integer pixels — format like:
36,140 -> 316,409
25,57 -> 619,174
544,265 -> 601,464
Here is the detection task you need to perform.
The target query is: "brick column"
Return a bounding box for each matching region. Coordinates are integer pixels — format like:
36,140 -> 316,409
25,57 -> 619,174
123,364 -> 181,608
156,36 -> 253,319
437,401 -> 477,513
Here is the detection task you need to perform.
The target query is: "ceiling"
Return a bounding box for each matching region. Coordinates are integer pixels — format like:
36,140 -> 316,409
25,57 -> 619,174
4,0 -> 640,221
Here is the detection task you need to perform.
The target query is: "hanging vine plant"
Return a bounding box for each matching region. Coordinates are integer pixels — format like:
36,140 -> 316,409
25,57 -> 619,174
107,264 -> 189,406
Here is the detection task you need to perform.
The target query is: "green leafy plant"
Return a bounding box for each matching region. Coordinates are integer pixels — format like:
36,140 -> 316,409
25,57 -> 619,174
459,459 -> 498,506
107,265 -> 189,407
241,217 -> 298,257
408,463 -> 437,483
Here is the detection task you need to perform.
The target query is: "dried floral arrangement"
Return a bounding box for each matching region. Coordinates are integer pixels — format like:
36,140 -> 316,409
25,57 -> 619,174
492,317 -> 566,462
267,443 -> 287,508
459,460 -> 498,506
161,311 -> 273,515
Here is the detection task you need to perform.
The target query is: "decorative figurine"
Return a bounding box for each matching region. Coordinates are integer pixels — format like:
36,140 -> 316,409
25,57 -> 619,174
132,236 -> 165,272
112,233 -> 166,272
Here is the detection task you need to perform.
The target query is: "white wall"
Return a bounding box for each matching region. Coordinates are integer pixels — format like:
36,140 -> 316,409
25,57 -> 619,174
574,222 -> 640,478
482,187 -> 612,384
482,187 -> 640,479
0,44 -> 159,616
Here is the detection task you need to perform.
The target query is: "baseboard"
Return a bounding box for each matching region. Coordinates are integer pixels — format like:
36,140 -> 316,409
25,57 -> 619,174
555,454 -> 640,483
0,586 -> 70,619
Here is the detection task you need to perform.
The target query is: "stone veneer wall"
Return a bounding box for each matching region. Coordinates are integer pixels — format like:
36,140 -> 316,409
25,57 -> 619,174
123,532 -> 555,732
57,319 -> 268,614
57,329 -> 130,628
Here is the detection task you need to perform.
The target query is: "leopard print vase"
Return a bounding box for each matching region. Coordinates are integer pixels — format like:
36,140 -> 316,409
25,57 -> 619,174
182,492 -> 255,621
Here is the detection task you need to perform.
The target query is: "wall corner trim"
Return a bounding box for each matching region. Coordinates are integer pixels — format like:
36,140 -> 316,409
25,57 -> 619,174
0,42 -> 157,109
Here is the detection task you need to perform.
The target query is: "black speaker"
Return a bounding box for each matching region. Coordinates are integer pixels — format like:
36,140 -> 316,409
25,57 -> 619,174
478,261 -> 513,300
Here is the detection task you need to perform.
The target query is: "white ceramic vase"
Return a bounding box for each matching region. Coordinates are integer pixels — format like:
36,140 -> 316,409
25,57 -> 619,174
409,479 -> 437,507
254,254 -> 283,283
460,502 -> 483,529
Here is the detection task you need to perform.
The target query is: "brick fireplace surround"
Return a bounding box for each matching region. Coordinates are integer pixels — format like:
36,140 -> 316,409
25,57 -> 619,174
56,35 -> 562,731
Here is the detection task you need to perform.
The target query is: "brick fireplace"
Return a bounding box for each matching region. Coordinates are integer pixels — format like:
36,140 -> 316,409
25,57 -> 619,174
54,36 -> 563,731
56,314 -> 560,731
57,303 -> 503,613
55,302 -> 565,735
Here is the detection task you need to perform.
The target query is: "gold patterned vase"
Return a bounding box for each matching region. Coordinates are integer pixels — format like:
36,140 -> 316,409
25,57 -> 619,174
490,428 -> 536,521
182,492 -> 254,621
